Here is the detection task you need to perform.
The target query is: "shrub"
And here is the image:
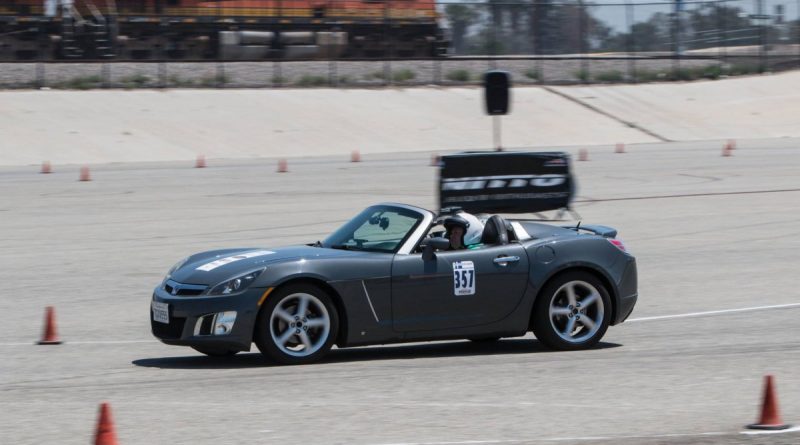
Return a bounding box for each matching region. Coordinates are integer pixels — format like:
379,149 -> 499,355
200,74 -> 228,87
392,69 -> 416,82
58,75 -> 103,90
121,74 -> 150,88
594,70 -> 624,83
573,69 -> 590,82
365,71 -> 385,81
633,69 -> 665,82
446,69 -> 471,82
295,75 -> 328,87
524,68 -> 540,81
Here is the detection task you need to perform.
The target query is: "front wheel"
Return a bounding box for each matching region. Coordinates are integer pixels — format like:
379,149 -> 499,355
254,283 -> 339,365
532,271 -> 612,350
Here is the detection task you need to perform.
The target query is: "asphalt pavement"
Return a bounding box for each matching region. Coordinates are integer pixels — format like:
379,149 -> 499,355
1,138 -> 799,444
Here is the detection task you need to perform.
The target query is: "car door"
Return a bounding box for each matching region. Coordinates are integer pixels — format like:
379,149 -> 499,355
391,244 -> 529,332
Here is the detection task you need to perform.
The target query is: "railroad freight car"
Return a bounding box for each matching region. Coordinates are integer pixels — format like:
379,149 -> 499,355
0,0 -> 446,60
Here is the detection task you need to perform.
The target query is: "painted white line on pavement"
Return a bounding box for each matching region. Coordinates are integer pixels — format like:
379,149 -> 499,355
740,425 -> 800,435
370,432 -> 728,445
627,303 -> 800,323
0,339 -> 155,347
4,304 -> 799,346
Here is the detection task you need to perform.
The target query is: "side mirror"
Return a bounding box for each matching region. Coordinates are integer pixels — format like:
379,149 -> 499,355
421,237 -> 451,261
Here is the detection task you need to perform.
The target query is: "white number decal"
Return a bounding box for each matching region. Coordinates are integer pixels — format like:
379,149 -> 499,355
452,261 -> 476,296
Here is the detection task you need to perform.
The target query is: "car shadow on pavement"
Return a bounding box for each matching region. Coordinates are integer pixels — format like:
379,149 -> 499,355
132,339 -> 622,369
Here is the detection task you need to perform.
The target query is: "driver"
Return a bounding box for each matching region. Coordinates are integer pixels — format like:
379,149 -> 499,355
443,212 -> 484,250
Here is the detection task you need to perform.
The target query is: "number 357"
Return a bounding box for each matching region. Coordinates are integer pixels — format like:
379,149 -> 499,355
454,270 -> 474,289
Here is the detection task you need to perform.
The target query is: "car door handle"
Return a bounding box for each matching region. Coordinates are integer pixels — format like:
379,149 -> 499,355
493,256 -> 520,265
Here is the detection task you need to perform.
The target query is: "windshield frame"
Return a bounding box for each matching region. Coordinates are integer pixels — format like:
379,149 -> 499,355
322,203 -> 434,254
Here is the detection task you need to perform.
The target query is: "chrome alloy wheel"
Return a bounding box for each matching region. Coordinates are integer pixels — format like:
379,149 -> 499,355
548,280 -> 605,343
269,292 -> 331,357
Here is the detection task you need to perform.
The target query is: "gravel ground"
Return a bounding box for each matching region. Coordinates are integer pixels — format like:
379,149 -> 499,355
0,56 -> 783,89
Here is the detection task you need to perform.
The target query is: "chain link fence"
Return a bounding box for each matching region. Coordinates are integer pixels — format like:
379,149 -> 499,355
1,0 -> 798,88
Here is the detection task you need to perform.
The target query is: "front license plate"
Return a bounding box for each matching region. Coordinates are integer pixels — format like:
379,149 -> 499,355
151,301 -> 169,324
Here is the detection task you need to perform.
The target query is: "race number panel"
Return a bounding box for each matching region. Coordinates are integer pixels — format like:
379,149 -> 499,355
453,261 -> 476,296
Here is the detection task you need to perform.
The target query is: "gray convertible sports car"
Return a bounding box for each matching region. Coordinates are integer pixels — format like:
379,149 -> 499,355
151,203 -> 637,364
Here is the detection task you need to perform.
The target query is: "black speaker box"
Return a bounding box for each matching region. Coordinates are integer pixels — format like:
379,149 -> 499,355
484,70 -> 511,115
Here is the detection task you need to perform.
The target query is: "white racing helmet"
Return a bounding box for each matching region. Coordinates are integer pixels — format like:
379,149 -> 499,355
443,211 -> 484,246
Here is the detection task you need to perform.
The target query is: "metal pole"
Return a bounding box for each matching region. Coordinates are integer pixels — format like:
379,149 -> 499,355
493,116 -> 502,151
579,0 -> 589,83
159,21 -> 167,88
489,2 -> 500,70
757,0 -> 766,72
383,0 -> 390,86
718,0 -> 727,68
626,0 -> 635,82
216,0 -> 224,87
673,0 -> 682,76
36,23 -> 45,88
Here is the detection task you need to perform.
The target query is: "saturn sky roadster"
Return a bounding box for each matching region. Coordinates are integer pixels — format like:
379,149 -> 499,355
151,202 -> 638,364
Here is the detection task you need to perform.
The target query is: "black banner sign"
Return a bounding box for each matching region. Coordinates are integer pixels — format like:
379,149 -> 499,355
438,151 -> 575,214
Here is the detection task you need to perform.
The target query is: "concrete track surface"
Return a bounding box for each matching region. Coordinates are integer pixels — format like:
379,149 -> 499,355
2,70 -> 800,166
1,137 -> 799,445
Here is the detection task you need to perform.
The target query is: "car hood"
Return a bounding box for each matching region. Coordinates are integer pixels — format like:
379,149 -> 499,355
168,245 -> 347,286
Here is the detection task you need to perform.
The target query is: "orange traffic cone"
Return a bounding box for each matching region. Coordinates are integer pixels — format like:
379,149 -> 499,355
578,149 -> 589,162
79,166 -> 91,181
728,139 -> 737,150
747,375 -> 792,430
94,402 -> 119,445
277,159 -> 288,173
195,155 -> 206,168
615,143 -> 625,154
37,306 -> 62,345
350,150 -> 361,163
722,144 -> 733,157
41,161 -> 52,174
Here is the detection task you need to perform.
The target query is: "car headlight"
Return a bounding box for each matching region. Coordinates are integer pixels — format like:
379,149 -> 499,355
164,257 -> 189,281
207,268 -> 265,296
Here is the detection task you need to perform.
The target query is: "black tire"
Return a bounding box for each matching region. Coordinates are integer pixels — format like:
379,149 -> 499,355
191,346 -> 239,357
531,271 -> 612,351
254,283 -> 339,365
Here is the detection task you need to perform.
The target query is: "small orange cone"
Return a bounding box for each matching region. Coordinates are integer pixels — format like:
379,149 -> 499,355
350,150 -> 361,163
578,149 -> 589,162
195,155 -> 206,168
37,306 -> 62,345
615,143 -> 625,154
95,402 -> 119,445
277,159 -> 288,173
747,375 -> 792,430
728,139 -> 737,150
79,166 -> 91,181
41,161 -> 52,174
430,154 -> 441,167
722,144 -> 732,157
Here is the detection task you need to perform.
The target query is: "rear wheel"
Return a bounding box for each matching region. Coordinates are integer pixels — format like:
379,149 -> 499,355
254,283 -> 339,365
532,271 -> 612,350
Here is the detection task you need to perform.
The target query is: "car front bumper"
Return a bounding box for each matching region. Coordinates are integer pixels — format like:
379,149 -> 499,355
150,285 -> 267,352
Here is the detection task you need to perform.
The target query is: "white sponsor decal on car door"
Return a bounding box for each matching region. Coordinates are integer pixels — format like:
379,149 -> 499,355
196,250 -> 275,272
453,261 -> 476,296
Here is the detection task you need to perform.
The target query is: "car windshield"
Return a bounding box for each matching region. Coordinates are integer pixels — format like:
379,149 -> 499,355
323,205 -> 425,253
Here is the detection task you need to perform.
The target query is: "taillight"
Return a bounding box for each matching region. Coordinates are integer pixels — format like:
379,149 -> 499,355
607,238 -> 627,252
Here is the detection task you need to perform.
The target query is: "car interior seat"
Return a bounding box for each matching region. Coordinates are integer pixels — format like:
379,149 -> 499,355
481,215 -> 509,246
